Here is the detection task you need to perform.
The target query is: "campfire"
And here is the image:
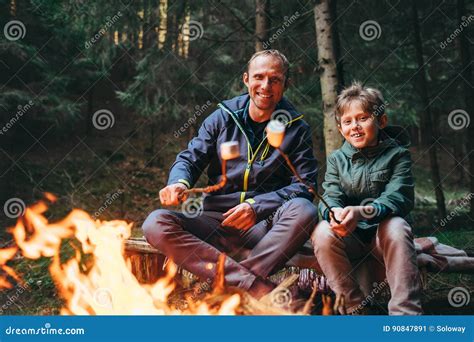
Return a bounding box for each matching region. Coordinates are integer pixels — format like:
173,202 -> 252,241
0,193 -> 242,315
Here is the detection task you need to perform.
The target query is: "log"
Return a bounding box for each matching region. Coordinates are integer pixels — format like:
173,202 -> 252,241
123,237 -> 328,291
124,237 -> 167,284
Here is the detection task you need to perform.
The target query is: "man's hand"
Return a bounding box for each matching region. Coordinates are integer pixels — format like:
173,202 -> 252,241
221,203 -> 256,230
159,183 -> 188,206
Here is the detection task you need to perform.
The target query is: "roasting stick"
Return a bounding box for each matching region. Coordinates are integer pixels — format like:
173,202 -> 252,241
266,120 -> 341,224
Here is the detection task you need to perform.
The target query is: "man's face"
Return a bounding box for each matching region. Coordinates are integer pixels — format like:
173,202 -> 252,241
338,101 -> 387,148
243,55 -> 286,112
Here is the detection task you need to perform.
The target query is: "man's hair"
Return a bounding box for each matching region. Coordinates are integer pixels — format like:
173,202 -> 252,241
246,49 -> 290,85
335,82 -> 386,125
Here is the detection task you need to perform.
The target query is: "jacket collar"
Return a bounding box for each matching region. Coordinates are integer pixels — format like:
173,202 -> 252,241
341,138 -> 396,160
340,126 -> 410,160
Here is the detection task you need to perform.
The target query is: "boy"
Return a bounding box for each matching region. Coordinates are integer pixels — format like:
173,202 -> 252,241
311,82 -> 423,315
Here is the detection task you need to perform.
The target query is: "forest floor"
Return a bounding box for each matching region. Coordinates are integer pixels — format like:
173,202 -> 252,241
1,106 -> 473,315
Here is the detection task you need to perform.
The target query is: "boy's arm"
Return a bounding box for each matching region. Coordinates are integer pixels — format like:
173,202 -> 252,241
319,153 -> 347,221
244,126 -> 317,222
371,148 -> 414,220
167,111 -> 220,187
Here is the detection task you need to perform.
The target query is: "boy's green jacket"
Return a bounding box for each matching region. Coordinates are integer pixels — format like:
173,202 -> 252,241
320,126 -> 414,234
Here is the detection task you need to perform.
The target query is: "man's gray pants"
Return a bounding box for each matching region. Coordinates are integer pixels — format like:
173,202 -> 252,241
142,198 -> 317,291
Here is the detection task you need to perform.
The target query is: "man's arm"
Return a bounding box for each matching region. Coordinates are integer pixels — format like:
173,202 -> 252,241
245,125 -> 318,222
167,111 -> 220,188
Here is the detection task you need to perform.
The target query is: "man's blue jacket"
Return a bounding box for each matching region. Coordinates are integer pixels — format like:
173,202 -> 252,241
168,93 -> 318,222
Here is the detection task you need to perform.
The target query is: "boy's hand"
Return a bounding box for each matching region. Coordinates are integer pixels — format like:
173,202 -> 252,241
222,203 -> 256,230
329,207 -> 344,226
331,206 -> 363,237
159,183 -> 188,206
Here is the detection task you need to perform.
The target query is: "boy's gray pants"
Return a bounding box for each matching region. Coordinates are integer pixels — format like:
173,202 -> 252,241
143,198 -> 317,291
312,216 -> 423,315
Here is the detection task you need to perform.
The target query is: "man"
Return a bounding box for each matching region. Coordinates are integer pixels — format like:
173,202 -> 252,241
142,50 -> 318,299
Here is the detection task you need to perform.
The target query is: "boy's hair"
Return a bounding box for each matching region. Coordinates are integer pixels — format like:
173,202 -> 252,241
246,49 -> 290,86
335,82 -> 386,125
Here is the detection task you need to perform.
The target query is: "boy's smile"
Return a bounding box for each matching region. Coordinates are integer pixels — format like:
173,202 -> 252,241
338,101 -> 387,148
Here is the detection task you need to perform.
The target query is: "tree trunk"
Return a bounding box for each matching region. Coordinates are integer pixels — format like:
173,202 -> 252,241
255,0 -> 269,51
329,0 -> 344,92
411,1 -> 446,218
163,0 -> 175,51
314,0 -> 342,156
143,0 -> 157,50
457,0 -> 474,215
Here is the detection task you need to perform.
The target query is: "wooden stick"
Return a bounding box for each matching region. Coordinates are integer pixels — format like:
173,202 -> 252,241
277,148 -> 340,224
183,160 -> 227,194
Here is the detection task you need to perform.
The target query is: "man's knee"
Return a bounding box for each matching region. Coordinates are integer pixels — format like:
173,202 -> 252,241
283,197 -> 318,231
377,216 -> 413,243
142,209 -> 180,247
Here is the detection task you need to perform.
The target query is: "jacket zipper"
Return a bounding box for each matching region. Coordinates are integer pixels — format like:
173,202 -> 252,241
218,103 -> 303,203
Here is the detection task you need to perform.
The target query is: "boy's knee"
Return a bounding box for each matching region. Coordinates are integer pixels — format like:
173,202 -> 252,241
311,220 -> 336,249
377,216 -> 412,242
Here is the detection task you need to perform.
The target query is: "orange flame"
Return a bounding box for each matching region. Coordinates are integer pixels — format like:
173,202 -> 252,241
1,195 -> 240,315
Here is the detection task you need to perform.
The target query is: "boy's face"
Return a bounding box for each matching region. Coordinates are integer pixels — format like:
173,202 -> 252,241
338,101 -> 387,149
